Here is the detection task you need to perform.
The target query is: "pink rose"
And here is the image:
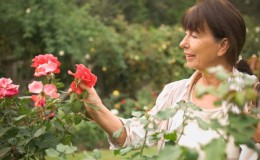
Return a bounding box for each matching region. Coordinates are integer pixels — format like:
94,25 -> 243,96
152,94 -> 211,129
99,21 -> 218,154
31,95 -> 46,107
31,54 -> 61,77
0,78 -> 19,99
28,81 -> 59,107
68,64 -> 97,94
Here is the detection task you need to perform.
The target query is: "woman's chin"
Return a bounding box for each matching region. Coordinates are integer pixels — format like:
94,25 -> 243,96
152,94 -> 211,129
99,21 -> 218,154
185,63 -> 198,70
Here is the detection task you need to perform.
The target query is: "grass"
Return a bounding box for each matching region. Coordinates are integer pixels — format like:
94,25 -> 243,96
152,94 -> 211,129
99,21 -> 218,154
46,147 -> 157,160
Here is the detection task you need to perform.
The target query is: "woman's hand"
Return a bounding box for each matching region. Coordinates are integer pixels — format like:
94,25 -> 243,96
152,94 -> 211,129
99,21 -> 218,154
79,83 -> 103,111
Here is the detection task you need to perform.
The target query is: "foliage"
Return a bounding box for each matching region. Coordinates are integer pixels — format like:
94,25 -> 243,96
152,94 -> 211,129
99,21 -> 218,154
71,121 -> 108,150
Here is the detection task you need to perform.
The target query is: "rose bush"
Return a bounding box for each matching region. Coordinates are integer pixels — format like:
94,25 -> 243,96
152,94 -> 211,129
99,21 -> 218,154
0,54 -> 97,160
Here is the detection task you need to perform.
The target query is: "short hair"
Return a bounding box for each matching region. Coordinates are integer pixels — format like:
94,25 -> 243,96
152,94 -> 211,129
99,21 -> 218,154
181,0 -> 246,67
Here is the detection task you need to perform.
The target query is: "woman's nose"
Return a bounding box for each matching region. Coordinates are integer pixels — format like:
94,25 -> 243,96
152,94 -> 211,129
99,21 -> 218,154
179,36 -> 189,49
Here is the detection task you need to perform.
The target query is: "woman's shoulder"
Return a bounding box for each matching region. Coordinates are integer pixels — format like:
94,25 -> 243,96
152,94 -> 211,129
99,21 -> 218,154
164,79 -> 190,91
157,78 -> 190,101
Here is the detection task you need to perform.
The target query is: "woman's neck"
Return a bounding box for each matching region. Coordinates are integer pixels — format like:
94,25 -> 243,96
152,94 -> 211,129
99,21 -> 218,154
199,65 -> 232,87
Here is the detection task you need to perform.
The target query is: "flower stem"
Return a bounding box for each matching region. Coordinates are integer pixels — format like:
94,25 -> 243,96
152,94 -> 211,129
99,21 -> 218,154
140,112 -> 150,158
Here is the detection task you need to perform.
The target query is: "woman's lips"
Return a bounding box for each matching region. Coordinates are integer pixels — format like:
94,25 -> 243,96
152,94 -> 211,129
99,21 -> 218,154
185,53 -> 196,61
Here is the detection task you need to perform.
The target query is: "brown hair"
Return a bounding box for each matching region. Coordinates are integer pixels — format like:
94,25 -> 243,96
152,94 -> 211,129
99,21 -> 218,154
181,0 -> 246,67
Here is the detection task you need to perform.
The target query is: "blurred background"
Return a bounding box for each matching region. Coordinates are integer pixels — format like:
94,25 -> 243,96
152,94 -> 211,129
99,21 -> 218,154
0,0 -> 259,151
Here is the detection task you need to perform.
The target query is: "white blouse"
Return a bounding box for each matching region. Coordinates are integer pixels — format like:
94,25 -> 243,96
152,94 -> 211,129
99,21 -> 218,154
109,69 -> 258,160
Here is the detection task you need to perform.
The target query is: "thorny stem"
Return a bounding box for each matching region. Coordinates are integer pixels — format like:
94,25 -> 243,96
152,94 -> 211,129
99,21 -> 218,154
176,112 -> 187,143
176,106 -> 193,143
140,112 -> 150,158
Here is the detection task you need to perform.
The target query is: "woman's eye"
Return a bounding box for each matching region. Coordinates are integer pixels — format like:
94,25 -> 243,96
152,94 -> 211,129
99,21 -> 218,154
191,34 -> 198,38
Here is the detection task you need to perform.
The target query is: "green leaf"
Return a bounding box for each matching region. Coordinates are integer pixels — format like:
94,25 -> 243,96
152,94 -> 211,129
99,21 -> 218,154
82,151 -> 96,160
229,113 -> 258,129
114,149 -> 120,156
0,147 -> 11,158
71,99 -> 83,113
215,72 -> 229,81
213,100 -> 222,107
158,145 -> 182,160
74,116 -> 82,125
16,146 -> 25,154
194,116 -> 209,130
182,148 -> 199,160
81,90 -> 89,99
203,138 -> 226,160
209,119 -> 222,130
154,108 -> 175,120
64,145 -> 77,154
33,126 -> 46,138
113,127 -> 123,138
8,138 -> 17,145
56,144 -> 66,152
53,120 -> 65,131
207,66 -> 229,81
234,91 -> 246,107
130,152 -> 140,159
131,111 -> 143,118
46,148 -> 60,157
164,131 -> 177,142
13,115 -> 26,121
227,113 -> 258,144
92,149 -> 102,159
70,92 -> 77,102
195,84 -> 210,98
216,82 -> 229,96
55,82 -> 64,89
56,143 -> 77,154
0,127 -> 12,138
119,147 -> 132,155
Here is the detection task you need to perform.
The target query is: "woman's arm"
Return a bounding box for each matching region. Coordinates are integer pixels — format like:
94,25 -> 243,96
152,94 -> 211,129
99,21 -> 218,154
79,83 -> 127,146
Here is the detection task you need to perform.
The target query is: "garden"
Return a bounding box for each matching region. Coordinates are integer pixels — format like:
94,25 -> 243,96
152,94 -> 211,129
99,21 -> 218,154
0,0 -> 260,160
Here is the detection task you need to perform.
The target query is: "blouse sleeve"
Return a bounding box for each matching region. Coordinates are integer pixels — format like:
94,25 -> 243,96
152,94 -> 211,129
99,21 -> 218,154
108,83 -> 174,150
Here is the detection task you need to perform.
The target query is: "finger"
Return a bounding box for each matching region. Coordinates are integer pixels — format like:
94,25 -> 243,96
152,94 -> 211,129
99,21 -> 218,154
79,83 -> 97,95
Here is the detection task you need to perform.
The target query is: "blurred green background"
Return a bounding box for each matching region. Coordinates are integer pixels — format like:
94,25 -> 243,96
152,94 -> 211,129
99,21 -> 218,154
0,0 -> 259,152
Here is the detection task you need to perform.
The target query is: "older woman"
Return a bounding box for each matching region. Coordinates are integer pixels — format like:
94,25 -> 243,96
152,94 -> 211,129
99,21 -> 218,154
80,0 -> 259,159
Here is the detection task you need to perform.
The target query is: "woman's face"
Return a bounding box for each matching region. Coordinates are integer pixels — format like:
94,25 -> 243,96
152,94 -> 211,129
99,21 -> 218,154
179,25 -> 227,71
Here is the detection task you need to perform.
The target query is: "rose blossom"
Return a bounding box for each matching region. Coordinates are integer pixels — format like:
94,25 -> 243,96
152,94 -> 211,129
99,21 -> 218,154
68,64 -> 97,94
28,81 -> 59,107
31,54 -> 61,77
31,95 -> 46,107
0,78 -> 19,99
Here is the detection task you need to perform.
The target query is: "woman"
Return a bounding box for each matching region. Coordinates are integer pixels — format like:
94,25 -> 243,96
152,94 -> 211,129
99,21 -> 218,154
80,0 -> 259,159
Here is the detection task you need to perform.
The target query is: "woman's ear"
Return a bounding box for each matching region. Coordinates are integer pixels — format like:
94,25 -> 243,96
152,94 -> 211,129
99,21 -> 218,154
217,38 -> 229,57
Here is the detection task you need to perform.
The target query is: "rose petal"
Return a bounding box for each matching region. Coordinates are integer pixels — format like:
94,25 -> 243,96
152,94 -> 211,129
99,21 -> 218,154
70,81 -> 83,95
28,81 -> 43,93
44,84 -> 59,98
